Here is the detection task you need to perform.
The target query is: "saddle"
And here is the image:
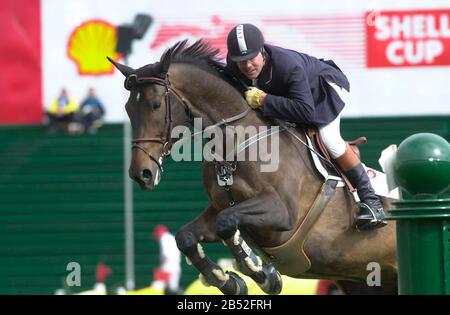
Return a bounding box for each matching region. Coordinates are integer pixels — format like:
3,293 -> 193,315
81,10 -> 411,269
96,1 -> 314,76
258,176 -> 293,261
306,127 -> 367,192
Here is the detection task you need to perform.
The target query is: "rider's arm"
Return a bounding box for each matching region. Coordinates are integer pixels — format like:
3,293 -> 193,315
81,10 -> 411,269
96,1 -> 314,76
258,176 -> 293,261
261,66 -> 315,124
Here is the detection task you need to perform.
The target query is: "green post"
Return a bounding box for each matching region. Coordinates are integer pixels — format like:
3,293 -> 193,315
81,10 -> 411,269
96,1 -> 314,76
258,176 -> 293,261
389,133 -> 450,295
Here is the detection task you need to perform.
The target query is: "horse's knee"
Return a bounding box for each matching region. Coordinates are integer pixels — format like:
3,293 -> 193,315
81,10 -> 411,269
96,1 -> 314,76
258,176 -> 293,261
216,212 -> 239,240
175,228 -> 198,255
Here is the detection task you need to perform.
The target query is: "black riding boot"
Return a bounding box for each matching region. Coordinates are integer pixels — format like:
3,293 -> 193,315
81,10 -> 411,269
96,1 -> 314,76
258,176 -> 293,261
345,163 -> 387,231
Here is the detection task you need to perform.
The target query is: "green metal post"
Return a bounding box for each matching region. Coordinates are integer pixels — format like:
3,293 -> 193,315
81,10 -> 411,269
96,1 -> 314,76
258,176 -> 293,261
389,133 -> 450,295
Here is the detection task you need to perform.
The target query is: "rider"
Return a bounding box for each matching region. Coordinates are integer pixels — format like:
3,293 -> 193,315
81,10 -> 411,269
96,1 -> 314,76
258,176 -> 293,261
225,23 -> 386,231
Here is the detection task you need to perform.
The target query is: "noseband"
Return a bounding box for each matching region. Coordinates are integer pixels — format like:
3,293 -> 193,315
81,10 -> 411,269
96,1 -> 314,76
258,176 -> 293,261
125,72 -> 251,175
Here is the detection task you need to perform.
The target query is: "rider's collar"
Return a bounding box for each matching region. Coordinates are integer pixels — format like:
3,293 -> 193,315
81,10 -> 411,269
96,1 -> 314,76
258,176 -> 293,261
257,48 -> 273,85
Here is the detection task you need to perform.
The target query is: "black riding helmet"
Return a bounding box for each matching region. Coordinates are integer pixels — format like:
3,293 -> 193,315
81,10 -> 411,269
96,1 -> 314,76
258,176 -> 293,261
227,24 -> 264,62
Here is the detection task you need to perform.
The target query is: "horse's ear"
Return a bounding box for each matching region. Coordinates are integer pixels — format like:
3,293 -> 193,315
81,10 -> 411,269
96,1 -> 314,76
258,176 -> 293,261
107,57 -> 135,77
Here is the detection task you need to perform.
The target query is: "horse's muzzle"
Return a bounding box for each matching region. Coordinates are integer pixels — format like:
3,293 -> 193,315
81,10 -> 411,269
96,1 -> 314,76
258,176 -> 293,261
129,167 -> 158,190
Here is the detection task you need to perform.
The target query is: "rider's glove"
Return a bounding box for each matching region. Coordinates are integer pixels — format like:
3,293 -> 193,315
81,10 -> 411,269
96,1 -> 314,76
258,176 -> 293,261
245,87 -> 265,109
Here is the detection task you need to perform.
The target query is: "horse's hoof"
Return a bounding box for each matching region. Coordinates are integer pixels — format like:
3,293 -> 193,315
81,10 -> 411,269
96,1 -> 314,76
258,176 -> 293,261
219,271 -> 248,295
259,264 -> 282,295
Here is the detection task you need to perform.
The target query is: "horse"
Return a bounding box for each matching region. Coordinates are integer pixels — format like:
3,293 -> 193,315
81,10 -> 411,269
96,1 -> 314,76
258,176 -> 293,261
108,40 -> 398,295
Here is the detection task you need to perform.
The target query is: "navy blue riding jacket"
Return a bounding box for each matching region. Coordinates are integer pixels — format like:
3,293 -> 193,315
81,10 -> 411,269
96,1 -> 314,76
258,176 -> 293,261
226,44 -> 350,126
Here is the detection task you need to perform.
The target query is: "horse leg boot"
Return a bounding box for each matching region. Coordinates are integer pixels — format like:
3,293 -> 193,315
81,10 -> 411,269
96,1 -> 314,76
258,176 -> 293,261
175,227 -> 248,295
335,145 -> 387,231
220,228 -> 282,295
215,193 -> 291,294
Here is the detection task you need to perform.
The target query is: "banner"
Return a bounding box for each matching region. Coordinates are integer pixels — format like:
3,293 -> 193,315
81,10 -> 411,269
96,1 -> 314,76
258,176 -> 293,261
39,0 -> 450,121
1,0 -> 449,124
0,0 -> 41,124
367,9 -> 450,67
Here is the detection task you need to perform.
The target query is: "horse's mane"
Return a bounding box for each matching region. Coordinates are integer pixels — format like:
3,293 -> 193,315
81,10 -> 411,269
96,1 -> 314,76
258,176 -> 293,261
160,39 -> 221,72
135,40 -> 247,94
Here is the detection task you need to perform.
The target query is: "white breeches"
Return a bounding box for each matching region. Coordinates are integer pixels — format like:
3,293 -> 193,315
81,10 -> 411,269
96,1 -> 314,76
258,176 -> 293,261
318,81 -> 348,159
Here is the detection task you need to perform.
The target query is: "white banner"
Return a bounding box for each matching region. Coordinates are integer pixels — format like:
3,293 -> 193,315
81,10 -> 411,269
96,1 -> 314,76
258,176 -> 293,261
42,0 -> 450,122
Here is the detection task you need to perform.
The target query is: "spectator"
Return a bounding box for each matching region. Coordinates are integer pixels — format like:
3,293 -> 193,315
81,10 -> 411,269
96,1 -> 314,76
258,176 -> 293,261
46,88 -> 80,133
79,87 -> 106,134
152,225 -> 182,294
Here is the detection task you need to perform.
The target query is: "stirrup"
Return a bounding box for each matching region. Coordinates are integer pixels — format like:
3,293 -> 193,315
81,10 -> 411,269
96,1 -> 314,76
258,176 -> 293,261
355,203 -> 387,231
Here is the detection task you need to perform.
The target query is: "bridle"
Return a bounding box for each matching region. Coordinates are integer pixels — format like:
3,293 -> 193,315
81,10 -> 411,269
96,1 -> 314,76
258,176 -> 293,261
125,73 -> 176,174
125,72 -> 251,174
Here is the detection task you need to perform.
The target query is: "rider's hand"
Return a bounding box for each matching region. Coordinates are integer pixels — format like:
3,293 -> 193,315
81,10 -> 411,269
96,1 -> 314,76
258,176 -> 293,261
245,87 -> 266,109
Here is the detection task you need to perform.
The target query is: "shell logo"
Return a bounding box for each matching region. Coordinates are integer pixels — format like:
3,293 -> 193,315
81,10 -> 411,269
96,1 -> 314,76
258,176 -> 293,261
68,19 -> 121,75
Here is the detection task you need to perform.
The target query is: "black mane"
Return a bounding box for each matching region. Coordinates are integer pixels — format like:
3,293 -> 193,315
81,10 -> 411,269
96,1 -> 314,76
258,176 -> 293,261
160,39 -> 221,72
135,40 -> 247,93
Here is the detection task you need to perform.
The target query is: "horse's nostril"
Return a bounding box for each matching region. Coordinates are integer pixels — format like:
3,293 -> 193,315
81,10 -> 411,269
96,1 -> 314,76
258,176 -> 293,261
142,169 -> 153,181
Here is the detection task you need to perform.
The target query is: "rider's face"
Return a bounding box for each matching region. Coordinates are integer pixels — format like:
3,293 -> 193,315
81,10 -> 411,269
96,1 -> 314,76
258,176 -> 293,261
237,51 -> 265,80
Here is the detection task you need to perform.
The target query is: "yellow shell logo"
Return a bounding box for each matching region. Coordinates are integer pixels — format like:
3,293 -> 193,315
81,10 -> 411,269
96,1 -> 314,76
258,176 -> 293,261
68,19 -> 121,75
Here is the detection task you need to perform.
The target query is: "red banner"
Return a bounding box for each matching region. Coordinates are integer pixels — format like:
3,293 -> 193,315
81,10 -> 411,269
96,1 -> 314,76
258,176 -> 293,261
0,0 -> 42,124
366,9 -> 450,68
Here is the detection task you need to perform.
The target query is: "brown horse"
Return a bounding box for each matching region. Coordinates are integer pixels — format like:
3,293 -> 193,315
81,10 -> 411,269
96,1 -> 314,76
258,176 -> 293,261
108,40 -> 398,295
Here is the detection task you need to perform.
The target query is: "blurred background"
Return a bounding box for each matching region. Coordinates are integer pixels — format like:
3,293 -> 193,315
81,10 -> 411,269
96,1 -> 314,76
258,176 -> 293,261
0,0 -> 449,294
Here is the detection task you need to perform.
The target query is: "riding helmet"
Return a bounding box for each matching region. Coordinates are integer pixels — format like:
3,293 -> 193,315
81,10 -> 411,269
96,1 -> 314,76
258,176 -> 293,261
227,24 -> 264,62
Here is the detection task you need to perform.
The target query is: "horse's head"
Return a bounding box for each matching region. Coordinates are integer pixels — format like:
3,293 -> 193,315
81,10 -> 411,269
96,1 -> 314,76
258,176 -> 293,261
108,57 -> 190,190
108,40 -> 249,190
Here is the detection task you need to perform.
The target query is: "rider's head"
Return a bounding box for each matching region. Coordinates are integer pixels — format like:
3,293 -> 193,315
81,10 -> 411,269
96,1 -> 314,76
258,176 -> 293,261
227,24 -> 265,80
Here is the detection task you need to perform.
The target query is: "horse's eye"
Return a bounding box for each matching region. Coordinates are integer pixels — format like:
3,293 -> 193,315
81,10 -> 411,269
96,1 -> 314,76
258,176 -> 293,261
153,99 -> 161,110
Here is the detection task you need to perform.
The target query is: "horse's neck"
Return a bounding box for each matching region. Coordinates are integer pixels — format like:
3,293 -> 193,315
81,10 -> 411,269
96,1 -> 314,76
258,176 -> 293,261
169,63 -> 257,127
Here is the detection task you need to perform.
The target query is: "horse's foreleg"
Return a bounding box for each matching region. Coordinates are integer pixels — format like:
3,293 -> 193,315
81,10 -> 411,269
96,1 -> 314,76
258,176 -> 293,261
216,191 -> 293,295
175,205 -> 248,295
221,228 -> 283,295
